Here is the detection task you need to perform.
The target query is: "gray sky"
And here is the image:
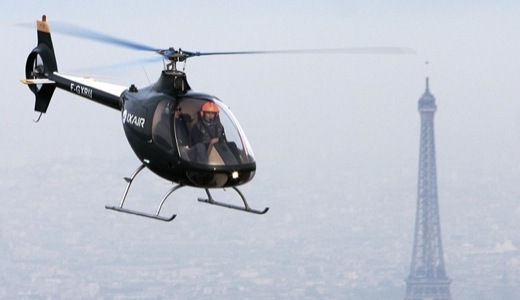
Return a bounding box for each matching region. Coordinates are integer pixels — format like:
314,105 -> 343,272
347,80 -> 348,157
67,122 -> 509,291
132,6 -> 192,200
1,1 -> 520,298
2,1 -> 519,173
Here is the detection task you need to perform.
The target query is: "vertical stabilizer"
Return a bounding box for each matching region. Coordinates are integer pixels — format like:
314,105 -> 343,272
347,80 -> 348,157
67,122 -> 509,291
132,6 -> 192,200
24,15 -> 58,113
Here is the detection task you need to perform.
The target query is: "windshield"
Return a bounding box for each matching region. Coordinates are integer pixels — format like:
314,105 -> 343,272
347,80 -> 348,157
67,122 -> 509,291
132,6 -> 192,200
174,97 -> 255,167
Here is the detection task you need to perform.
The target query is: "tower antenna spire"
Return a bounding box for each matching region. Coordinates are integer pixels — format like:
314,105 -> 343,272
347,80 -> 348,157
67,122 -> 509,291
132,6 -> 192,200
425,60 -> 430,92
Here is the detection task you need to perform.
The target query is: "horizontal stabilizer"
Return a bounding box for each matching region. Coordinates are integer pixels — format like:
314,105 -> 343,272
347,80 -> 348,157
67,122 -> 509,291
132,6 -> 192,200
20,78 -> 55,85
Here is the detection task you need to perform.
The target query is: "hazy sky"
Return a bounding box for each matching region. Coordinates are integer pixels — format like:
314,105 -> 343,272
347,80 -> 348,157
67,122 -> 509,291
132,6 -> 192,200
1,1 -> 520,298
2,1 -> 519,174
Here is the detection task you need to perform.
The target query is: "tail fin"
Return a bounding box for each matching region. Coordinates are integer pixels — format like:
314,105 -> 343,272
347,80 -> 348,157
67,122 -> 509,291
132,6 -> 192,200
23,15 -> 58,113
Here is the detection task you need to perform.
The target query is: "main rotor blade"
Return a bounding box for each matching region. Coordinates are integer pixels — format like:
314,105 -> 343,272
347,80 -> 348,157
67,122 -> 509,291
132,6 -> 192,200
184,47 -> 416,58
48,21 -> 160,52
66,56 -> 163,74
17,18 -> 414,63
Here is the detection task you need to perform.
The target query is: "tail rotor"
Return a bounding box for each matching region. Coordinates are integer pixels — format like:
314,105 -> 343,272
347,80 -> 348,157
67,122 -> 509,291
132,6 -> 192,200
23,15 -> 58,114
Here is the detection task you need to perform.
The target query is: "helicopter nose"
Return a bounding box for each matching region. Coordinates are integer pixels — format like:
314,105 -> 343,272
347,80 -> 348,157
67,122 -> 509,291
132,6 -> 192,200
186,169 -> 255,188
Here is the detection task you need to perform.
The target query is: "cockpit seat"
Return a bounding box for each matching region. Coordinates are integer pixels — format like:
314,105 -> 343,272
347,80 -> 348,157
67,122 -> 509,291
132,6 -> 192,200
207,138 -> 239,166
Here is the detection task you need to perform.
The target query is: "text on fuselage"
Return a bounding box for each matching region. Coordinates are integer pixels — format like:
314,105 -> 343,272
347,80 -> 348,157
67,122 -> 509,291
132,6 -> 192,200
122,109 -> 146,128
70,83 -> 93,99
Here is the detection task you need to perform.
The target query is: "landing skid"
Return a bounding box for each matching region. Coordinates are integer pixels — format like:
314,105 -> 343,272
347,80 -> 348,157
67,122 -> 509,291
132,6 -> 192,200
198,187 -> 269,215
105,164 -> 178,222
105,164 -> 269,222
105,205 -> 177,222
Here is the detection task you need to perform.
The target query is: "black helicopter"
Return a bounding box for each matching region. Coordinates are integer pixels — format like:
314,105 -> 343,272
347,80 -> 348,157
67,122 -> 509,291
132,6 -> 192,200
22,16 -> 412,222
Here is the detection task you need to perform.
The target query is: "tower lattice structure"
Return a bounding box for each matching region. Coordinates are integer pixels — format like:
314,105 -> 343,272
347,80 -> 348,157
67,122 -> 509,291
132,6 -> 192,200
404,78 -> 452,300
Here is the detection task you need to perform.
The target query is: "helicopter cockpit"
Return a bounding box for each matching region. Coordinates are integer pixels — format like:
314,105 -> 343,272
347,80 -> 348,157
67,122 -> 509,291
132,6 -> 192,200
150,96 -> 256,188
174,98 -> 255,165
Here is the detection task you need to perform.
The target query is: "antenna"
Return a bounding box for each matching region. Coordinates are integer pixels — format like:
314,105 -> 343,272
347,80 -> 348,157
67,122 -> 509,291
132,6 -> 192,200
142,66 -> 151,85
424,60 -> 430,79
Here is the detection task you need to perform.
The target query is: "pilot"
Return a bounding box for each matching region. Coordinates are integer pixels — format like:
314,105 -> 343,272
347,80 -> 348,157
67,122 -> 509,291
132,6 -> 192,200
188,101 -> 226,163
190,101 -> 225,146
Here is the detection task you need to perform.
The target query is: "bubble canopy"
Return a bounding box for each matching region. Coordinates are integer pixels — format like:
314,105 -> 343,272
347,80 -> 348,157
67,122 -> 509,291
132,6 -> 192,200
148,96 -> 256,187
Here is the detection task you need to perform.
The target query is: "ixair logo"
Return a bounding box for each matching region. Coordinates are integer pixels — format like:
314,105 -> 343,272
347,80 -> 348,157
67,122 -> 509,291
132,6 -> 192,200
122,109 -> 145,128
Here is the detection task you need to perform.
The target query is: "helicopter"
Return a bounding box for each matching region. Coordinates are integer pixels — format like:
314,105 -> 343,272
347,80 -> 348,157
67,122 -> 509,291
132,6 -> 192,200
22,15 -> 413,222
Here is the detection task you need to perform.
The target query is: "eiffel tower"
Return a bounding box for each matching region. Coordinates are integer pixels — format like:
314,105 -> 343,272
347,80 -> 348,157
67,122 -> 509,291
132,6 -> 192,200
404,78 -> 452,300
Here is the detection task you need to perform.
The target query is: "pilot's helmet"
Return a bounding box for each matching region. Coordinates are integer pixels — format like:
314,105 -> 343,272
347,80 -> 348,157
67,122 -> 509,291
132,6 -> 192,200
200,101 -> 219,116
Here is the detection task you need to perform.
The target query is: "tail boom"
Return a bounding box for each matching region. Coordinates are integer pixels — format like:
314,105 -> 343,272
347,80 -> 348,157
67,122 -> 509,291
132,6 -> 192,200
49,72 -> 126,110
